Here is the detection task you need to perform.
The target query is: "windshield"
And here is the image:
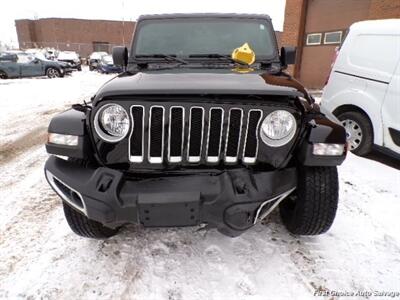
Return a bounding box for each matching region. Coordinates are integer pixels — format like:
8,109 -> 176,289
133,18 -> 277,60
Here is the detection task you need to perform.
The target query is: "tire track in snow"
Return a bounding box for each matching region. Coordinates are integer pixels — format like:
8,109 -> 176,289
0,126 -> 47,166
263,214 -> 329,296
0,102 -> 74,166
0,175 -> 60,279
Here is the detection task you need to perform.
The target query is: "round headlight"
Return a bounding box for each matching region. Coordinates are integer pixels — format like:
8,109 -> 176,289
260,110 -> 296,147
94,104 -> 130,142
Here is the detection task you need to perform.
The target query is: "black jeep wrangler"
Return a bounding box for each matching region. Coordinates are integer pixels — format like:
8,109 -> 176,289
44,14 -> 347,238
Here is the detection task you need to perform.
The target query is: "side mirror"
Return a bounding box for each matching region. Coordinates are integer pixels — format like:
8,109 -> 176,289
280,47 -> 296,68
112,46 -> 128,67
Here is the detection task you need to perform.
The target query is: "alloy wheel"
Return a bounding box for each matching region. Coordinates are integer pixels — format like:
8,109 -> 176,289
47,68 -> 58,78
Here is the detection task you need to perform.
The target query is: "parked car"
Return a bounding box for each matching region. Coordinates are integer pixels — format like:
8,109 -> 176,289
0,52 -> 72,79
97,54 -> 123,73
322,19 -> 400,158
88,51 -> 108,71
57,51 -> 81,71
45,13 -> 347,239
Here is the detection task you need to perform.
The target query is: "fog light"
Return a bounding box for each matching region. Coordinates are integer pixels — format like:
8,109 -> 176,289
48,133 -> 78,146
313,143 -> 344,156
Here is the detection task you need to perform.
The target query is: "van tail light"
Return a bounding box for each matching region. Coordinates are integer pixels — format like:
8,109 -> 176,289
325,46 -> 340,86
324,73 -> 331,86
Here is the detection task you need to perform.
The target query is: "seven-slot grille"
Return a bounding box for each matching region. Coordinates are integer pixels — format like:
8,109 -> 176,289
129,105 -> 263,165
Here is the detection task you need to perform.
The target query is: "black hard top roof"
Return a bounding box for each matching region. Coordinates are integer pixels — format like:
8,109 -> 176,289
138,13 -> 271,21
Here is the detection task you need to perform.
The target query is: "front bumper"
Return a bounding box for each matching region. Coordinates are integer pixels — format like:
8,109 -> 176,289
71,63 -> 81,70
59,60 -> 81,70
45,156 -> 297,237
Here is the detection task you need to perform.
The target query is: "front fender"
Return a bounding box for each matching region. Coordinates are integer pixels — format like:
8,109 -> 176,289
297,115 -> 347,166
46,109 -> 91,159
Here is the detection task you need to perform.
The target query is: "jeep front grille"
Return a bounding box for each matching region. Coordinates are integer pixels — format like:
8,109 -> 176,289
169,107 -> 185,162
149,106 -> 164,163
128,105 -> 263,165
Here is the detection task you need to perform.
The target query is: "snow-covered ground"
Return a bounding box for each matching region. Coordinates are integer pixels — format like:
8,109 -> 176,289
0,70 -> 399,300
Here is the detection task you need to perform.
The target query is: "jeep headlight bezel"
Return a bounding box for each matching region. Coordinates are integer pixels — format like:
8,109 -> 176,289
94,103 -> 130,142
260,110 -> 297,147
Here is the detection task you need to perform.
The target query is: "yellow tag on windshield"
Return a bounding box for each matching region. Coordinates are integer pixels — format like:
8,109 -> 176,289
231,43 -> 256,65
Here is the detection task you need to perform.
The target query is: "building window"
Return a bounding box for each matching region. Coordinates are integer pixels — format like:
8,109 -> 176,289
93,42 -> 110,53
324,31 -> 342,45
306,33 -> 322,45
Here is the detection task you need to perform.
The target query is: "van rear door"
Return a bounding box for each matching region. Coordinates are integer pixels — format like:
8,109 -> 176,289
382,61 -> 400,154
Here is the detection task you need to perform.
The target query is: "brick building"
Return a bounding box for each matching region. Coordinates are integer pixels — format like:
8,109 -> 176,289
15,18 -> 135,57
281,0 -> 400,88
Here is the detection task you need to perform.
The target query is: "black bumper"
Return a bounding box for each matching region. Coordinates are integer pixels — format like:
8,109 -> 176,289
59,61 -> 81,70
70,64 -> 81,70
45,156 -> 296,237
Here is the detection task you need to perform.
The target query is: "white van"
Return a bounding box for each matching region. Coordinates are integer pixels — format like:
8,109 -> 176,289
321,19 -> 400,158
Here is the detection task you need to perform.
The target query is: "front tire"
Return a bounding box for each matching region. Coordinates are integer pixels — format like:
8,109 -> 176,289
46,67 -> 61,78
280,166 -> 339,235
63,203 -> 119,239
336,111 -> 373,156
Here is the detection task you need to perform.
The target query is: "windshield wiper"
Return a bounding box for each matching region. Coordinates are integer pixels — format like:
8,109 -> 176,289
134,54 -> 189,65
189,54 -> 249,66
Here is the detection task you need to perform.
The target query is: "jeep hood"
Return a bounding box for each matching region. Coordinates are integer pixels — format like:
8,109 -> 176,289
94,69 -> 308,101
